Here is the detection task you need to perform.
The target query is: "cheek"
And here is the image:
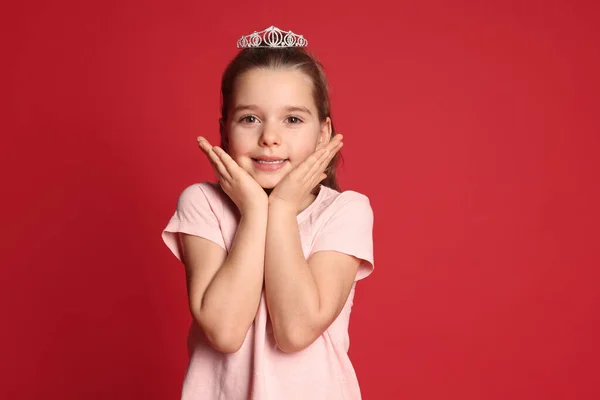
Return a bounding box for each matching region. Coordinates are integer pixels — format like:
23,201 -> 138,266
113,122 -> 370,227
226,132 -> 251,155
291,135 -> 320,159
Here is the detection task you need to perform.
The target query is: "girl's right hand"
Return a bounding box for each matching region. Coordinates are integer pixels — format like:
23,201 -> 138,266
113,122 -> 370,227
197,137 -> 268,214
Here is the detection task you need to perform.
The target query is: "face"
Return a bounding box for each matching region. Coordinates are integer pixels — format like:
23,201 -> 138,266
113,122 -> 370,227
223,67 -> 331,189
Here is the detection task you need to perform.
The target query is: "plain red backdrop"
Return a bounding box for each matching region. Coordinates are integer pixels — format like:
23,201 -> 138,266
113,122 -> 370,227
2,0 -> 599,399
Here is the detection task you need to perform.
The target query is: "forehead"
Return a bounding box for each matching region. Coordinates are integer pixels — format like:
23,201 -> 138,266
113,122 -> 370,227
232,68 -> 315,110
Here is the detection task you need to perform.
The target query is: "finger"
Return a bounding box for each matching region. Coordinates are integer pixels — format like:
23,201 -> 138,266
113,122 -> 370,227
197,137 -> 213,155
308,144 -> 342,188
323,141 -> 342,164
196,138 -> 217,166
323,134 -> 343,148
306,147 -> 330,179
314,135 -> 342,171
324,135 -> 343,152
315,134 -> 342,154
212,146 -> 241,177
196,138 -> 231,180
206,147 -> 232,181
211,166 -> 227,187
308,141 -> 342,182
295,147 -> 327,178
196,139 -> 232,186
201,149 -> 226,185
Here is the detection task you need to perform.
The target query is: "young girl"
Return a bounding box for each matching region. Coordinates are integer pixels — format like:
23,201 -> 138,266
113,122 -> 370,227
162,26 -> 375,400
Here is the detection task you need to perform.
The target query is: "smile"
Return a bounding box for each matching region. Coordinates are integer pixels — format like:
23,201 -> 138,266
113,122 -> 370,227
254,159 -> 286,164
252,158 -> 288,172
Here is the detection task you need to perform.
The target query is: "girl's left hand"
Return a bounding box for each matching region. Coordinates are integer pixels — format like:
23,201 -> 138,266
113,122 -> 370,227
269,134 -> 343,212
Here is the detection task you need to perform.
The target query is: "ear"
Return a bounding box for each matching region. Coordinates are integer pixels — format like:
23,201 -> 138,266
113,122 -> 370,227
317,117 -> 332,149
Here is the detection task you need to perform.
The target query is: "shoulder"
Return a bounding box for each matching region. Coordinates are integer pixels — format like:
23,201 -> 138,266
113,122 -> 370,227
174,181 -> 238,219
178,181 -> 220,200
162,182 -> 230,257
310,186 -> 375,278
302,185 -> 374,234
318,186 -> 373,218
177,181 -> 229,207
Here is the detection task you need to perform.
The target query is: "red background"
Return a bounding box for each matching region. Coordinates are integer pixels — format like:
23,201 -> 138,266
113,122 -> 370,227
2,0 -> 599,399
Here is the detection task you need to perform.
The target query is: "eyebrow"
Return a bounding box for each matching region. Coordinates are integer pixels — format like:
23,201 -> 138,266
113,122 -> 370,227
284,106 -> 312,115
232,105 -> 313,116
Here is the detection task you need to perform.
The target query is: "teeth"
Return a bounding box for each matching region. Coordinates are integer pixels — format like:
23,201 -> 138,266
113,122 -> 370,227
256,159 -> 285,164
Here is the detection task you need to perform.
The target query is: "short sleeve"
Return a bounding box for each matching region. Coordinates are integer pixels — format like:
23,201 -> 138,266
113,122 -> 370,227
161,183 -> 226,262
311,192 -> 375,281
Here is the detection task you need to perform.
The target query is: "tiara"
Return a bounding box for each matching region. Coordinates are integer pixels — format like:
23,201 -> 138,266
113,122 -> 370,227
237,26 -> 308,48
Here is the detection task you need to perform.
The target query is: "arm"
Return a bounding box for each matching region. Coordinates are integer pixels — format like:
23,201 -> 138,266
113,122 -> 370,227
181,137 -> 269,354
181,205 -> 267,354
264,202 -> 360,353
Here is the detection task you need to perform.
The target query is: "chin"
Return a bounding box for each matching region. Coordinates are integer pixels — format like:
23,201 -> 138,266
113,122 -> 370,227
256,178 -> 280,190
249,170 -> 285,190
251,171 -> 284,187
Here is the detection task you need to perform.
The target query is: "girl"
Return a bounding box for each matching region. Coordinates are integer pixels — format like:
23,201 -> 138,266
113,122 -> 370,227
162,26 -> 375,400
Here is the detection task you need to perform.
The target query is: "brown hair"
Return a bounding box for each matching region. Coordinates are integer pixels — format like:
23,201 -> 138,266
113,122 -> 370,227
219,47 -> 343,191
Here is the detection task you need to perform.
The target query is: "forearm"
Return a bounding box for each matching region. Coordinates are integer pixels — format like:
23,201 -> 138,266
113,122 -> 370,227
199,207 -> 268,350
264,202 -> 321,351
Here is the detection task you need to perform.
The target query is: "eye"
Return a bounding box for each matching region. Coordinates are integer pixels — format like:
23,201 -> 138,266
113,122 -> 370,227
286,116 -> 303,124
240,115 -> 259,124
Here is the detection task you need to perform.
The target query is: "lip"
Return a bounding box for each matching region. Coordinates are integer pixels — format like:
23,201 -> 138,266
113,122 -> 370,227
252,157 -> 288,172
254,155 -> 287,161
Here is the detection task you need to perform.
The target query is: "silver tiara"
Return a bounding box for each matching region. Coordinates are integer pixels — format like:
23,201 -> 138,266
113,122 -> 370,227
237,26 -> 308,49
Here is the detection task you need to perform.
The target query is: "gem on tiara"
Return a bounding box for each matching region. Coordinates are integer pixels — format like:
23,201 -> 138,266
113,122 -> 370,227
237,26 -> 308,48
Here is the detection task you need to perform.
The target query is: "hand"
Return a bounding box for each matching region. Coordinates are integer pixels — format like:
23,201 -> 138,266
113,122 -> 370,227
269,134 -> 343,212
197,137 -> 268,214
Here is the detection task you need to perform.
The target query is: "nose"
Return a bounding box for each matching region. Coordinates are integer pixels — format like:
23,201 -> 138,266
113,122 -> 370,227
259,124 -> 281,147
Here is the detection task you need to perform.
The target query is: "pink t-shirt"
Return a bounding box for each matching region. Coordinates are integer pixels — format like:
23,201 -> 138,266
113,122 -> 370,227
161,182 -> 374,399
